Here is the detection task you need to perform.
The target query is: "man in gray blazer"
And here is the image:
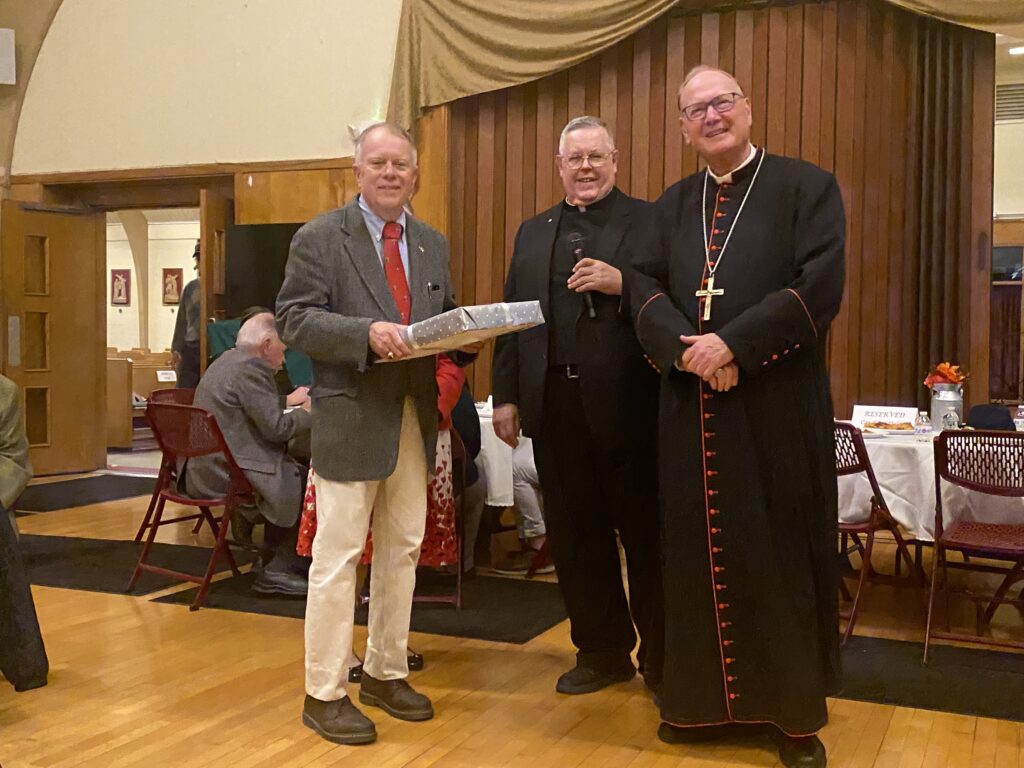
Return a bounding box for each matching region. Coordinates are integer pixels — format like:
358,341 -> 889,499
277,122 -> 472,746
186,312 -> 312,595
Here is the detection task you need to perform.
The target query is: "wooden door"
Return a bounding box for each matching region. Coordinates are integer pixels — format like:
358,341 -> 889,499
198,189 -> 234,372
1,201 -> 106,475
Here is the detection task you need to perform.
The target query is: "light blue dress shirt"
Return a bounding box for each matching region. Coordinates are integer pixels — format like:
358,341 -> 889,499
358,195 -> 411,279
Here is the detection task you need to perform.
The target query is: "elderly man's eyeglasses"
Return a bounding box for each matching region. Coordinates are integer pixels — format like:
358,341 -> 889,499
681,92 -> 745,122
560,152 -> 613,170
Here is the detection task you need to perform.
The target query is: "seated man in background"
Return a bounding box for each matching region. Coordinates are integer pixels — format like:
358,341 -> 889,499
493,438 -> 551,575
186,312 -> 312,595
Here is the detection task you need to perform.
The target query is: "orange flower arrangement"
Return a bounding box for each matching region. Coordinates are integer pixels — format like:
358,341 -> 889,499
923,362 -> 968,389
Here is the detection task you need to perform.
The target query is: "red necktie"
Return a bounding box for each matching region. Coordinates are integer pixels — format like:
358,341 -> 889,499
382,221 -> 411,324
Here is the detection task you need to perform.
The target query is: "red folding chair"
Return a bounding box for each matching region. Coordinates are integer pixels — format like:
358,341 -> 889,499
128,402 -> 254,610
834,422 -> 922,644
924,430 -> 1024,662
149,388 -> 195,405
134,388 -> 197,542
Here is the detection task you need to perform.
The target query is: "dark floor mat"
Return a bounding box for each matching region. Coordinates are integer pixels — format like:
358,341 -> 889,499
20,534 -> 246,596
839,634 -> 1024,721
152,570 -> 567,644
16,475 -> 156,513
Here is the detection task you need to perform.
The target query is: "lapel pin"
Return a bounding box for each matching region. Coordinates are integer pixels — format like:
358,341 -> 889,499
547,218 -> 553,223
418,245 -> 425,253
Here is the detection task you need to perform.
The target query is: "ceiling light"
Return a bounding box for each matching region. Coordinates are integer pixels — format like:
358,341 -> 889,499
1010,46 -> 1024,56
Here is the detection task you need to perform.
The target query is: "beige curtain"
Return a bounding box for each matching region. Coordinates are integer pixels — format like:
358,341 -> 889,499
387,0 -> 1023,128
387,0 -> 680,128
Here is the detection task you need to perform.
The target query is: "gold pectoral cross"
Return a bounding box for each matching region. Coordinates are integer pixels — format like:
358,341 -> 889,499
695,274 -> 725,321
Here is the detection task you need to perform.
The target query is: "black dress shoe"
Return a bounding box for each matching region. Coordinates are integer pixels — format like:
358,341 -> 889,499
658,721 -> 764,744
359,673 -> 434,721
555,661 -> 635,695
251,567 -> 308,596
777,733 -> 827,768
301,694 -> 376,745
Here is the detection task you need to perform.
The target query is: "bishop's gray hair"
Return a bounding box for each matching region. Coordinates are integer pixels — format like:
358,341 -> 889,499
354,122 -> 418,167
236,312 -> 279,352
558,116 -> 616,155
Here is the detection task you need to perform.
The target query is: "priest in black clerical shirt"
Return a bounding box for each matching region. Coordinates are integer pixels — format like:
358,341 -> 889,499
630,66 -> 845,768
492,116 -> 663,697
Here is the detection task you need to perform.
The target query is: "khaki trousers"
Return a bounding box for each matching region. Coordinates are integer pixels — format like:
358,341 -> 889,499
304,397 -> 428,701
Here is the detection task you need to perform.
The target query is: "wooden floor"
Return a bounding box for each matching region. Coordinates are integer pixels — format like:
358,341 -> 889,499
3,494 -> 1024,767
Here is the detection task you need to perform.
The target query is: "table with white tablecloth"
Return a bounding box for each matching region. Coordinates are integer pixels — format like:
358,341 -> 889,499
476,410 -> 514,506
837,433 -> 1024,542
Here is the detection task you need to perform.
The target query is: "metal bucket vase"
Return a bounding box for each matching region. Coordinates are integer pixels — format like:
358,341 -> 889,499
930,383 -> 963,430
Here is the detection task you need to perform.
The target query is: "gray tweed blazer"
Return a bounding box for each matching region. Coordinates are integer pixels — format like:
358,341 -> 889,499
275,198 -> 457,482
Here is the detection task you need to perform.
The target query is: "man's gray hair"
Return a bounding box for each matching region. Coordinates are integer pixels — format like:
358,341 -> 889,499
236,312 -> 279,352
558,116 -> 615,155
354,122 -> 418,167
678,65 -> 745,110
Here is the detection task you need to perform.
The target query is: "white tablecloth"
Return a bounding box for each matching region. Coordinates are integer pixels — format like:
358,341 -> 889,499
476,410 -> 515,506
837,433 -> 1024,542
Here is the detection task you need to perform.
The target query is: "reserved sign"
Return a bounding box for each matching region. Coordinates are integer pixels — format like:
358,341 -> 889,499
851,405 -> 918,428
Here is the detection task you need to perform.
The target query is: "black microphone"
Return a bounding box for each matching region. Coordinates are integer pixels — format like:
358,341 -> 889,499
568,233 -> 597,319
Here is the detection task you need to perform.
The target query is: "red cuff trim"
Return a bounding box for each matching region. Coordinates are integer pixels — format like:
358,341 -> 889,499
785,288 -> 818,339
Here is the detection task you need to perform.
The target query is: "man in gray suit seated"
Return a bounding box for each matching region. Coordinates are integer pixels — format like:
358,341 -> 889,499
186,312 -> 312,596
277,122 -> 475,746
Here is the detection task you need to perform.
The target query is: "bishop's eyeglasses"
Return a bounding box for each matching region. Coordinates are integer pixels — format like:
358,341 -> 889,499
560,151 -> 614,169
680,92 -> 746,122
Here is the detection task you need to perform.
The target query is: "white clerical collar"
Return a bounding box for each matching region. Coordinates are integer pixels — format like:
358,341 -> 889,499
708,144 -> 758,185
564,187 -> 614,213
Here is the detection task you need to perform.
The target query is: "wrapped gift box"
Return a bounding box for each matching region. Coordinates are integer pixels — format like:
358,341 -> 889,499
385,301 -> 544,361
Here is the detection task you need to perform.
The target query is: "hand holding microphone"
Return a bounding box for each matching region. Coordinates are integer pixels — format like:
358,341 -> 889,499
567,233 -> 622,313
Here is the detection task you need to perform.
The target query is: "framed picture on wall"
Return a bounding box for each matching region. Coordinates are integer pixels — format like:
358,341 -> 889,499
162,268 -> 184,305
110,268 -> 131,306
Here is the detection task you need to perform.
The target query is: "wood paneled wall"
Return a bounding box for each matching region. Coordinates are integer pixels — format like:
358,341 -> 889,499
447,0 -> 994,416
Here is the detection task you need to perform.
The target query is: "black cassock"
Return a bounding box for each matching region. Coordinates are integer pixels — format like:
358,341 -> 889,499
630,149 -> 845,735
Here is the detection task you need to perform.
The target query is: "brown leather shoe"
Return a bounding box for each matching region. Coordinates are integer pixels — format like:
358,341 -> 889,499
301,694 -> 376,745
359,672 -> 434,721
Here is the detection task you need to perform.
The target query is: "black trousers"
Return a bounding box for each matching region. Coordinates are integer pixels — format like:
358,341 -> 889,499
533,372 -> 664,676
176,341 -> 201,389
0,508 -> 48,691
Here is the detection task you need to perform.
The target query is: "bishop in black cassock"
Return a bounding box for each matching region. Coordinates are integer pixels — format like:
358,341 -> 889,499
629,67 -> 845,768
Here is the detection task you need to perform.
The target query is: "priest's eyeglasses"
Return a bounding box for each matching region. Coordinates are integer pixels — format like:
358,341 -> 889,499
561,152 -> 613,169
681,92 -> 746,122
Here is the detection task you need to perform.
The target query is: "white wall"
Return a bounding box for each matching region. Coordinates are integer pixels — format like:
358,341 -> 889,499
105,219 -> 199,351
148,222 -> 199,351
106,222 -> 139,350
995,121 -> 1024,217
12,0 -> 403,173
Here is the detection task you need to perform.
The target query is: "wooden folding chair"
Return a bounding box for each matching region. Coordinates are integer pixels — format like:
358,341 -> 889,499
128,402 -> 253,610
834,422 -> 922,644
924,430 -> 1024,662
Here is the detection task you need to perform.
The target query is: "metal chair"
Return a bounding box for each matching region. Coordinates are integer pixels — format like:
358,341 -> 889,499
128,402 -> 253,610
924,429 -> 1024,662
134,388 -> 198,541
834,422 -> 922,644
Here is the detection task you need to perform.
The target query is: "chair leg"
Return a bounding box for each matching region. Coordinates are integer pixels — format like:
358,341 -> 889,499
199,506 -> 220,538
191,519 -> 204,534
983,559 -> 1024,625
129,497 -> 167,591
923,542 -> 942,664
133,468 -> 168,542
191,508 -> 234,611
842,526 -> 875,645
